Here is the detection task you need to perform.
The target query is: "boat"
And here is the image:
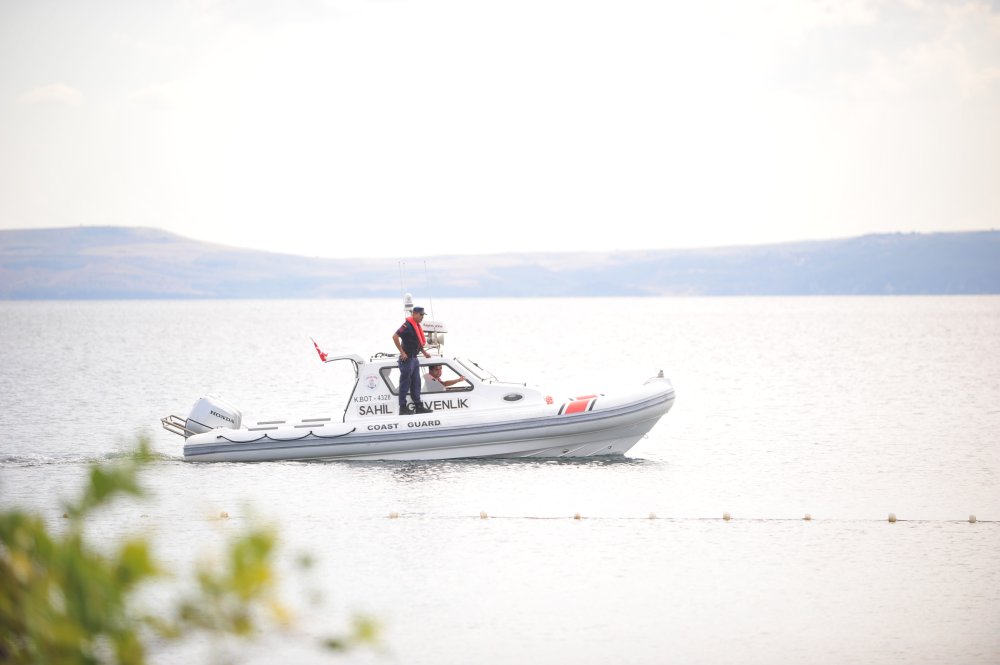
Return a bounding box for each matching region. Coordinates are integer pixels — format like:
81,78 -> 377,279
161,300 -> 676,462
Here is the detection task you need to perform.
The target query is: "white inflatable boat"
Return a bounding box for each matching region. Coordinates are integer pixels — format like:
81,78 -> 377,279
162,303 -> 676,462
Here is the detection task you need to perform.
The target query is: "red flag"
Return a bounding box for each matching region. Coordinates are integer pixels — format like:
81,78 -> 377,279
311,337 -> 328,362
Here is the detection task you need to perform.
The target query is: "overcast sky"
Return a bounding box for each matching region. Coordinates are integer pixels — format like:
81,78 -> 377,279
1,0 -> 998,258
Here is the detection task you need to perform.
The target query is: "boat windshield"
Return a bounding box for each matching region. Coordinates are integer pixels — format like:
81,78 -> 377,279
456,358 -> 497,383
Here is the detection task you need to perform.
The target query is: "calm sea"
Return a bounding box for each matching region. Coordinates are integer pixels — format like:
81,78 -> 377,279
1,297 -> 998,664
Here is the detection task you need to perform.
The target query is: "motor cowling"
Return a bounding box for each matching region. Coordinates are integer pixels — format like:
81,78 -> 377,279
185,395 -> 242,434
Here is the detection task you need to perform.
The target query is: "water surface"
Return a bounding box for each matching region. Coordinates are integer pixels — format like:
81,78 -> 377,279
1,297 -> 997,664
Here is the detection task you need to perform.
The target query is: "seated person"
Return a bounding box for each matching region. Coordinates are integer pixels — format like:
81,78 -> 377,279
423,364 -> 466,393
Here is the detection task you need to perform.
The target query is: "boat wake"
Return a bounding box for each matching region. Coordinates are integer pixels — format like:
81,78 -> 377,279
0,451 -> 181,468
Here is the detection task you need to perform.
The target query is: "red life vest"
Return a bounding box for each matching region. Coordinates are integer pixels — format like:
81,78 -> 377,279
406,316 -> 426,346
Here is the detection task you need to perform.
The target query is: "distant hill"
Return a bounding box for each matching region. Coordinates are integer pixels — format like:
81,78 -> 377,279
1,226 -> 998,298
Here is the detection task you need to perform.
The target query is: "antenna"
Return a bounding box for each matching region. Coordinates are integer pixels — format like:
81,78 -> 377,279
395,260 -> 447,352
423,260 -> 436,321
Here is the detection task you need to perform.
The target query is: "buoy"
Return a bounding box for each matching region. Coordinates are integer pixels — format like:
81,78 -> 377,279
648,512 -> 657,520
573,512 -> 582,520
220,511 -> 229,519
804,513 -> 812,521
723,512 -> 731,521
888,513 -> 896,523
969,515 -> 977,524
388,511 -> 399,519
479,511 -> 488,519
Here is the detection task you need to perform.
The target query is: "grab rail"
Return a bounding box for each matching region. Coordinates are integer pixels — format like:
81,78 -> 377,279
161,414 -> 196,438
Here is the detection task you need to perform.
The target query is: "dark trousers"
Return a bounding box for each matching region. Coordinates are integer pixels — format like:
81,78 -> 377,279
398,356 -> 421,411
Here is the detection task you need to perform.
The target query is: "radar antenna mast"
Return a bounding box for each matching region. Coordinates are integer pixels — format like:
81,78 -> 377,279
397,261 -> 447,354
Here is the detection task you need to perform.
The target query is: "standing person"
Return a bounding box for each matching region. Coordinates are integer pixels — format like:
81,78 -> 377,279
392,306 -> 433,414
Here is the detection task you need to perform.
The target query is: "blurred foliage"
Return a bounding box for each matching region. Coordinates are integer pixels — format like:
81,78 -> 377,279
0,440 -> 379,664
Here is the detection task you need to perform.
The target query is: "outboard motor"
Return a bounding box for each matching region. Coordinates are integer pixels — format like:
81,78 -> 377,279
184,395 -> 242,434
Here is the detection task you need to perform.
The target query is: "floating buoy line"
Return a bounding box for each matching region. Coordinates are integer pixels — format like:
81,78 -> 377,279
194,510 -> 988,524
374,512 -> 991,523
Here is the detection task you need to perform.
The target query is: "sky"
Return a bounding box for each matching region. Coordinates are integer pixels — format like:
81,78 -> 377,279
1,0 -> 998,259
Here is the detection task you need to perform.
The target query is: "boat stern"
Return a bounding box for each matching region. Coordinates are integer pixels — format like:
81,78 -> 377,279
161,394 -> 243,438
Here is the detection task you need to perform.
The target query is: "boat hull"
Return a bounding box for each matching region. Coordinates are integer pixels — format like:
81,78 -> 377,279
183,384 -> 675,462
